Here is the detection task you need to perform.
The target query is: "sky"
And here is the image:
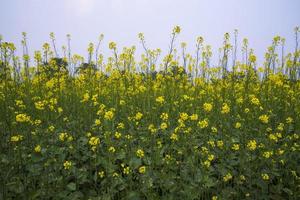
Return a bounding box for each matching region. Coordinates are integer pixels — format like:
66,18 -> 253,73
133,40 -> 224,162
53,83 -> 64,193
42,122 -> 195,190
0,0 -> 299,66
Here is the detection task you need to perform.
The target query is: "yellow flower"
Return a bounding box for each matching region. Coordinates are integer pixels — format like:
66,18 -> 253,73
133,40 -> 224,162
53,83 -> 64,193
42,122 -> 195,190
190,114 -> 198,121
59,132 -> 68,142
268,134 -> 278,142
236,97 -> 243,104
119,100 -> 126,105
157,140 -> 162,148
286,117 -> 293,124
95,119 -> 101,126
135,112 -> 143,120
67,136 -> 73,142
156,96 -> 165,104
117,122 -> 125,129
249,54 -> 256,63
179,112 -> 189,121
263,151 -> 273,158
104,110 -> 114,120
203,160 -> 211,168
160,122 -> 168,130
235,122 -> 241,129
35,101 -> 45,110
91,94 -> 98,102
109,41 -> 116,50
211,127 -> 218,134
277,123 -> 284,131
203,103 -> 213,112
240,175 -> 246,181
108,146 -> 116,153
148,124 -> 157,134
259,115 -> 269,124
160,113 -> 169,121
275,133 -> 282,139
81,92 -> 90,103
207,140 -> 215,147
89,136 -> 100,146
261,173 -> 269,181
212,196 -> 218,200
58,107 -> 63,113
138,85 -> 146,93
198,119 -> 209,129
208,154 -> 215,161
247,140 -> 257,151
138,166 -> 146,174
217,140 -> 224,148
173,25 -> 181,34
123,166 -> 130,175
98,171 -> 105,178
136,149 -> 144,158
63,161 -> 72,170
114,132 -> 122,139
34,145 -> 41,153
112,172 -> 119,177
223,173 -> 233,182
277,149 -> 284,155
221,103 -> 230,114
86,132 -> 92,137
16,113 -> 31,123
250,97 -> 260,106
45,79 -> 55,89
231,144 -> 240,151
201,147 -> 208,154
15,100 -> 25,109
10,135 -> 23,142
48,125 -> 55,132
170,133 -> 178,141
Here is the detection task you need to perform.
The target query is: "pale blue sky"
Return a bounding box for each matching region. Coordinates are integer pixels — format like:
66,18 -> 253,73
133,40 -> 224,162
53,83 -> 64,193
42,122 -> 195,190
0,0 -> 299,65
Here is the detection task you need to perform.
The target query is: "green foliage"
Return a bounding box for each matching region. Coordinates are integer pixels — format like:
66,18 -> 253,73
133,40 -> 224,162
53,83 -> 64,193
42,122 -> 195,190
0,28 -> 300,199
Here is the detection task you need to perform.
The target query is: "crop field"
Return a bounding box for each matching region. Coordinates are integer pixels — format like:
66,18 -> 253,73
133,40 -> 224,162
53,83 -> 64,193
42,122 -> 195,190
0,27 -> 300,199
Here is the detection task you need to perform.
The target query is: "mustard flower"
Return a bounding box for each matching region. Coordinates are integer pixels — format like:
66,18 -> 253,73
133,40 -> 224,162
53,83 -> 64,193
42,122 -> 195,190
198,119 -> 209,129
259,114 -> 269,124
34,145 -> 41,153
247,140 -> 257,151
223,173 -> 233,182
231,144 -> 240,151
156,96 -> 165,104
203,103 -> 213,112
16,113 -> 31,123
104,110 -> 114,120
160,113 -> 169,121
135,112 -> 143,120
136,149 -> 144,158
10,135 -> 24,142
108,146 -> 116,153
221,103 -> 230,114
138,166 -> 146,174
261,173 -> 269,181
160,122 -> 168,130
63,161 -> 72,170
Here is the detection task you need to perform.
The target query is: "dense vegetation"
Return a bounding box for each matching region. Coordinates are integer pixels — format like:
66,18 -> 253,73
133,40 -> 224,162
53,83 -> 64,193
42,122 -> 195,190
0,27 -> 300,199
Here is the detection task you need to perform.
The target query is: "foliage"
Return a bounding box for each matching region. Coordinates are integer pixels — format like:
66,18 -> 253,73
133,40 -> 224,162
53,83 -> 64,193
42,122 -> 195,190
0,27 -> 300,199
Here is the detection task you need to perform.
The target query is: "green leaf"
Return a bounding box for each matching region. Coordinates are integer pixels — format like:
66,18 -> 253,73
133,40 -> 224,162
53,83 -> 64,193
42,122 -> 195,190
7,181 -> 24,194
126,191 -> 140,200
67,182 -> 76,191
129,157 -> 141,168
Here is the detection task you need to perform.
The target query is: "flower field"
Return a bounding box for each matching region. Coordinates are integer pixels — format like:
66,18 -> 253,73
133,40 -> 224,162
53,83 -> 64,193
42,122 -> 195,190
0,27 -> 300,199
